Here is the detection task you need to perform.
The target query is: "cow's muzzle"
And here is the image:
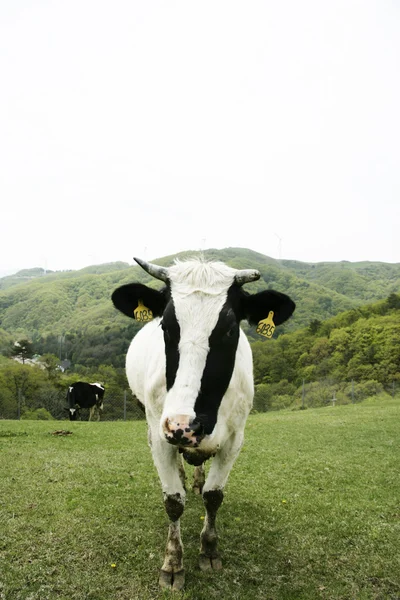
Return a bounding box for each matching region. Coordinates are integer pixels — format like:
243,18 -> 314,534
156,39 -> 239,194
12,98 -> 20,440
162,415 -> 205,447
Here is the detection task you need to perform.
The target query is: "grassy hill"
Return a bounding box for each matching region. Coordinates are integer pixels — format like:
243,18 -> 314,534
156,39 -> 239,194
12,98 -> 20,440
0,247 -> 399,368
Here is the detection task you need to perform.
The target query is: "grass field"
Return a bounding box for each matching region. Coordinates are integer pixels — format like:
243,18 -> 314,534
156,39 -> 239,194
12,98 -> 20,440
1,397 -> 399,600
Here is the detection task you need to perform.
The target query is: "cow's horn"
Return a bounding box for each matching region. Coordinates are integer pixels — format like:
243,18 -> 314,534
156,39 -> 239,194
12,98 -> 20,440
234,269 -> 261,286
134,257 -> 169,282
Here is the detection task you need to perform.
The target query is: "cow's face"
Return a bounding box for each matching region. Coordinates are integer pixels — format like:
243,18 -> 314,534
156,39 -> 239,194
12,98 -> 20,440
112,258 -> 295,447
68,407 -> 79,421
160,283 -> 242,445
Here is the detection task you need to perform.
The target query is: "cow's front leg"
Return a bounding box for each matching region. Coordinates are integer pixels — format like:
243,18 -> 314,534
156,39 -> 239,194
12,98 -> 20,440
199,432 -> 244,572
149,433 -> 186,590
159,493 -> 185,590
199,489 -> 224,571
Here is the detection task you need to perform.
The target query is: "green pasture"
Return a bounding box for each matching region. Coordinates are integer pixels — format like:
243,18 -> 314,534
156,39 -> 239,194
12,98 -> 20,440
0,398 -> 399,600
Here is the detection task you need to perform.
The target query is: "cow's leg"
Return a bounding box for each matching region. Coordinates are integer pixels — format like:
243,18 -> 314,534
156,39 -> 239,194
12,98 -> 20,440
193,464 -> 205,495
178,454 -> 187,491
199,432 -> 244,572
149,432 -> 186,590
88,406 -> 94,421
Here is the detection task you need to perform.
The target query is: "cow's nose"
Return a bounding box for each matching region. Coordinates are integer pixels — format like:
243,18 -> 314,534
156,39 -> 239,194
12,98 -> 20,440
162,415 -> 204,447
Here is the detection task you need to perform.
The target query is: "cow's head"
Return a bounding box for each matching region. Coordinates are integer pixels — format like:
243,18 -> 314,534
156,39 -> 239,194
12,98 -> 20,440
112,258 -> 295,447
66,407 -> 80,421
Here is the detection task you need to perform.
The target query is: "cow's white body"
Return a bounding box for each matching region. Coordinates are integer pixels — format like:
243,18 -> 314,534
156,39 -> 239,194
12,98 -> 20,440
126,318 -> 253,467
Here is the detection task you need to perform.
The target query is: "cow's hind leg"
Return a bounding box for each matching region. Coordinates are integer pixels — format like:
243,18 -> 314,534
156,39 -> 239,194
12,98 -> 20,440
193,464 -> 205,495
199,432 -> 244,572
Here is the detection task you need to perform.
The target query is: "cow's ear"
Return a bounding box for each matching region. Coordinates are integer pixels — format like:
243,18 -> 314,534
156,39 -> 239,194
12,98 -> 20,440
112,283 -> 167,319
241,290 -> 295,326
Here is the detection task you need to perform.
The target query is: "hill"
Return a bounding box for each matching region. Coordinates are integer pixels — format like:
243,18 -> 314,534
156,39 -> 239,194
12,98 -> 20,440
0,248 -> 399,369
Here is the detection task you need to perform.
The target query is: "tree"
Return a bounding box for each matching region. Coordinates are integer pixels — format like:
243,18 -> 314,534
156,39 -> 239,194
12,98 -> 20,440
11,339 -> 34,364
308,319 -> 322,335
386,293 -> 400,310
39,353 -> 61,381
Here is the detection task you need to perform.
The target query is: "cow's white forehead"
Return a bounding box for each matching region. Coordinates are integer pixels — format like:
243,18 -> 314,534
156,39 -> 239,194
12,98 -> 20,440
168,259 -> 236,296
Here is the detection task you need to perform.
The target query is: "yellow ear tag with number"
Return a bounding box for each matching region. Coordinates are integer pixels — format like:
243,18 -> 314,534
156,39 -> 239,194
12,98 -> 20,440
133,300 -> 153,322
256,311 -> 275,338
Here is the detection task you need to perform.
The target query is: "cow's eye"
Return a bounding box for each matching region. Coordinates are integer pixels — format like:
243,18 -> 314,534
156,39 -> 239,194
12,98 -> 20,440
225,326 -> 236,338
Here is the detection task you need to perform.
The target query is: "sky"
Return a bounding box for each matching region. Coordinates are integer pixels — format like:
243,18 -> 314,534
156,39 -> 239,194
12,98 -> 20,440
1,0 -> 399,276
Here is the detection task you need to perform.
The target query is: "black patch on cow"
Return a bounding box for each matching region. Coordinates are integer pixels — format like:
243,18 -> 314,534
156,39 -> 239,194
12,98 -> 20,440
111,283 -> 168,319
161,299 -> 181,390
164,493 -> 184,522
203,489 -> 224,514
194,289 -> 241,435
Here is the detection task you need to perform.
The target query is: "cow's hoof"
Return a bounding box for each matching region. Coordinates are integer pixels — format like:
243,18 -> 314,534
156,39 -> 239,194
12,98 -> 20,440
199,554 -> 223,572
158,569 -> 185,590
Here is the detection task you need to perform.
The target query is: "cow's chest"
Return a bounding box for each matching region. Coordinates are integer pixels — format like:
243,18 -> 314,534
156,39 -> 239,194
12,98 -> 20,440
180,447 -> 215,466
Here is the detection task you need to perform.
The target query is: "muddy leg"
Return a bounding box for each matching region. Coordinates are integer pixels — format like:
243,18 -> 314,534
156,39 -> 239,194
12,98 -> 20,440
148,431 -> 186,590
159,493 -> 186,590
193,464 -> 205,495
199,432 -> 244,572
199,489 -> 224,571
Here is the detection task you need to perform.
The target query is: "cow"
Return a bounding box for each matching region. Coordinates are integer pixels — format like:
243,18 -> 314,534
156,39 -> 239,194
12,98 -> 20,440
66,382 -> 105,421
111,257 -> 295,590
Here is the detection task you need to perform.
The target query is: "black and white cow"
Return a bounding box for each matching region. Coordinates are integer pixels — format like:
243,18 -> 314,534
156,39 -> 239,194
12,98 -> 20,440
66,382 -> 105,421
112,257 -> 295,590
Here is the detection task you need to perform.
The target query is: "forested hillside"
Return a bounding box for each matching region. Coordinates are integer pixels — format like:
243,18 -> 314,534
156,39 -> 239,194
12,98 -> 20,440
1,247 -> 399,369
0,248 -> 398,420
251,293 -> 400,411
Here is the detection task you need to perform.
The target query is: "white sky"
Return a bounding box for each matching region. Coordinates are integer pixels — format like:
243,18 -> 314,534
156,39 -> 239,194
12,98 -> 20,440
1,0 -> 399,275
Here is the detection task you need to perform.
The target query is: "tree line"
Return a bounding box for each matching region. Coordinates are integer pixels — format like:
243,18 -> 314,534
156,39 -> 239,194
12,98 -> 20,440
251,293 -> 400,410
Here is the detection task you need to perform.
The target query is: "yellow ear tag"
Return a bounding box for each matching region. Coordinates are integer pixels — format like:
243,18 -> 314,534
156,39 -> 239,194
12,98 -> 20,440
133,300 -> 153,322
256,311 -> 275,338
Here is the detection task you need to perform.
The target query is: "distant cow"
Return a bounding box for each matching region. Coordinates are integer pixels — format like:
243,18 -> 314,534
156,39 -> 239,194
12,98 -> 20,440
112,257 -> 295,590
66,382 -> 105,421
